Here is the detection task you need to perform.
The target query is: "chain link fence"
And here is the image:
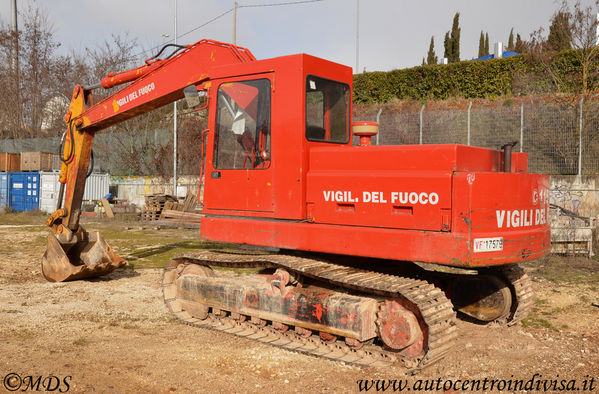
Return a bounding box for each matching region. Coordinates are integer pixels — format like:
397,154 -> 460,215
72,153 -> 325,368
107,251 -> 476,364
1,96 -> 598,176
355,96 -> 599,175
0,129 -> 173,174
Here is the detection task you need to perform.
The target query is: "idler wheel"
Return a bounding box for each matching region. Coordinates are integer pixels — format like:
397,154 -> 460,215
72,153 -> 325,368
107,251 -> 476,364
451,275 -> 512,322
175,264 -> 214,320
376,300 -> 423,352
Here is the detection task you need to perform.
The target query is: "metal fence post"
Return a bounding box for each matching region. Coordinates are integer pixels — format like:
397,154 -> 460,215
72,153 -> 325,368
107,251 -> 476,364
520,97 -> 525,152
578,96 -> 583,176
467,101 -> 473,146
419,104 -> 425,144
376,108 -> 382,145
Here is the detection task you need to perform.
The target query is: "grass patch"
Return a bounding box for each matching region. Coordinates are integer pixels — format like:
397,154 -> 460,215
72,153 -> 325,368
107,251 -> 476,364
72,337 -> 88,346
2,214 -> 262,272
579,294 -> 591,303
523,296 -> 563,332
11,329 -> 34,340
77,225 -> 224,269
118,240 -> 234,269
534,298 -> 548,306
0,211 -> 47,225
521,313 -> 560,332
527,256 -> 599,285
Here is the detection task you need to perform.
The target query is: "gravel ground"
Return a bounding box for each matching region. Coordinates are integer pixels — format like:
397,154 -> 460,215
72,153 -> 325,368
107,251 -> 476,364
0,215 -> 598,393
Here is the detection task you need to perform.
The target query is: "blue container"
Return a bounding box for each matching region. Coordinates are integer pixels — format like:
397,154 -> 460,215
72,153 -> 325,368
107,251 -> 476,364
9,172 -> 40,211
0,173 -> 8,207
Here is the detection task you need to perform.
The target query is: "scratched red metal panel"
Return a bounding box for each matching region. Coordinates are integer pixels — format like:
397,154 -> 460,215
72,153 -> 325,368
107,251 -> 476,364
306,170 -> 452,230
452,171 -> 551,266
200,215 -> 548,268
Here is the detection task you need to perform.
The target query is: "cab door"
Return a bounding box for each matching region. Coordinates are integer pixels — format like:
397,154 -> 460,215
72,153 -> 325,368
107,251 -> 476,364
203,75 -> 274,214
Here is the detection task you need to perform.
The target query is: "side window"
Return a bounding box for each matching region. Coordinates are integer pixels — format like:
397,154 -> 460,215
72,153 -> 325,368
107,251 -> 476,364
214,79 -> 271,169
306,76 -> 349,143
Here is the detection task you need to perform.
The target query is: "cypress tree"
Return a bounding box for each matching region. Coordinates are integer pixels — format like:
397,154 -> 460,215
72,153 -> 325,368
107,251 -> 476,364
547,10 -> 572,51
515,33 -> 525,53
449,12 -> 461,62
426,36 -> 438,65
508,28 -> 514,50
478,31 -> 485,57
443,31 -> 450,60
484,32 -> 489,55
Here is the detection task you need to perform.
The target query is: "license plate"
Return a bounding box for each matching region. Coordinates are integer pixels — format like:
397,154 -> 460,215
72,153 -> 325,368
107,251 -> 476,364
473,237 -> 503,253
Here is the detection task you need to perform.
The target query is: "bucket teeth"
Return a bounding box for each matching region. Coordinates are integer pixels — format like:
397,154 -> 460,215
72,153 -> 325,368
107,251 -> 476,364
41,231 -> 127,282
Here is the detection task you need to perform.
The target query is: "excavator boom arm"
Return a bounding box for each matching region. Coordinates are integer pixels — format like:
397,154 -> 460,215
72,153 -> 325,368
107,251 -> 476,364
43,39 -> 255,282
60,39 -> 255,229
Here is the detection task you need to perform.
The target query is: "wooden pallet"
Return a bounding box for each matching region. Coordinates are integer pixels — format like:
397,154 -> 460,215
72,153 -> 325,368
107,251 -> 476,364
142,194 -> 178,221
142,192 -> 199,222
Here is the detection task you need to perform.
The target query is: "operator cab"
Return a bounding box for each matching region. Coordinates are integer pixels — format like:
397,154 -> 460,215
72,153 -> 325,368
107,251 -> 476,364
201,53 -> 353,220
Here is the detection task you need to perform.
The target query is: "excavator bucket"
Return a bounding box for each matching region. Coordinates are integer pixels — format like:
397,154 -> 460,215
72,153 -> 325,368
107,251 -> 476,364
42,231 -> 127,282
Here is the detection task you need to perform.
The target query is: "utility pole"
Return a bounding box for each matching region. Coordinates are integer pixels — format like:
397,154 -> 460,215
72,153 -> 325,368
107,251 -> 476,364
158,34 -> 169,147
233,2 -> 238,45
173,0 -> 178,195
10,0 -> 18,73
355,0 -> 359,73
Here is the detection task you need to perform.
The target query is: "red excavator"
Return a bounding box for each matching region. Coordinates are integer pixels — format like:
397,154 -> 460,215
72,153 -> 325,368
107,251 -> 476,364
42,39 -> 549,371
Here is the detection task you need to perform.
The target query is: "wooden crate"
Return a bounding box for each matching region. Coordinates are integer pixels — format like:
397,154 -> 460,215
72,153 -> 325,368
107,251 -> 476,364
20,152 -> 57,171
0,153 -> 20,171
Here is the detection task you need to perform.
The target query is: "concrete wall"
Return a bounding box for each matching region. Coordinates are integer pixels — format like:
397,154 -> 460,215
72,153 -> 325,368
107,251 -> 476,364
110,175 -> 200,207
550,176 -> 599,218
549,176 -> 598,257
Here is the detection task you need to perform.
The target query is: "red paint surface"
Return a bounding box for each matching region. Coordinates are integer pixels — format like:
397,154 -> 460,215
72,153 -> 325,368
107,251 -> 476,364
69,38 -> 549,269
312,304 -> 323,323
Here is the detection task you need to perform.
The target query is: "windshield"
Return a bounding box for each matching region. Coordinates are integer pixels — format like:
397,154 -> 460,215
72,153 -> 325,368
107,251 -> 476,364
214,79 -> 271,169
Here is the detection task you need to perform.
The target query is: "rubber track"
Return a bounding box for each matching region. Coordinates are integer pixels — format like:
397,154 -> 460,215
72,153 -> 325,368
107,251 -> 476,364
162,251 -> 458,372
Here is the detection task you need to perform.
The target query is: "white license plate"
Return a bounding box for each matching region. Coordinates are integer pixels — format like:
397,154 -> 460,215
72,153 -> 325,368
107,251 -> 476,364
473,237 -> 503,253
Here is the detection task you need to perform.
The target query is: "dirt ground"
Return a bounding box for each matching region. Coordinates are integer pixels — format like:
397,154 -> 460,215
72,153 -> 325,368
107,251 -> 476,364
0,212 -> 598,393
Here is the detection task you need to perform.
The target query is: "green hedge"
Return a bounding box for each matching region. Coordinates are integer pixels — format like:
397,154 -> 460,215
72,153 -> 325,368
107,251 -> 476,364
352,51 -> 595,103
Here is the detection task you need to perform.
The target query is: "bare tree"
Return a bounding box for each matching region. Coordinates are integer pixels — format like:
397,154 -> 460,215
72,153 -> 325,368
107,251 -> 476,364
0,4 -> 71,138
18,4 -> 61,136
525,0 -> 599,175
82,33 -> 140,100
0,3 -> 206,177
568,0 -> 599,95
0,26 -> 22,138
529,0 -> 599,96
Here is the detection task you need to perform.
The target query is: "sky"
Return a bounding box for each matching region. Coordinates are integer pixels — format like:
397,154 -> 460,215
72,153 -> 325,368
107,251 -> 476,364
0,0 -> 596,73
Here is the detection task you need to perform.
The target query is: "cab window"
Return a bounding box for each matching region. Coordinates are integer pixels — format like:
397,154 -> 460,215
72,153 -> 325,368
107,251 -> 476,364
214,79 -> 271,169
305,76 -> 349,143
